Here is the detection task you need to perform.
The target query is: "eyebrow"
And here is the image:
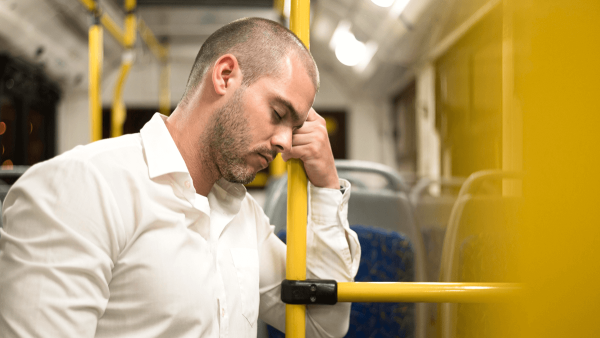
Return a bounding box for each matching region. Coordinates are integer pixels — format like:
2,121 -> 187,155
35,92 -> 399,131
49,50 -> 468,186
274,95 -> 303,126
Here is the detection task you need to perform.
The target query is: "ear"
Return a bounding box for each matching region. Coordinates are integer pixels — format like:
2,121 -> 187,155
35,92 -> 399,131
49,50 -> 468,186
212,54 -> 242,96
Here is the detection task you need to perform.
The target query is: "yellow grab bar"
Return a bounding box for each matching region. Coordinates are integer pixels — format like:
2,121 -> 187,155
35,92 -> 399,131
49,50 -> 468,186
286,1 -> 311,337
159,48 -> 171,116
111,53 -> 133,138
78,0 -> 126,47
77,0 -> 168,58
111,0 -> 137,138
290,0 -> 311,48
124,0 -> 137,47
285,159 -> 308,338
88,1 -> 103,143
138,17 -> 168,62
101,14 -> 126,47
337,282 -> 523,303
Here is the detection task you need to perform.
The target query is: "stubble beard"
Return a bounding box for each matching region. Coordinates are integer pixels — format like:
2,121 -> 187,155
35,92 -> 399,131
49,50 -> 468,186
202,87 -> 257,185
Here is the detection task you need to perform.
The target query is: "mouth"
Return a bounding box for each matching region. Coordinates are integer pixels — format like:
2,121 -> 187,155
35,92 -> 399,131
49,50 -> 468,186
261,153 -> 274,164
256,153 -> 271,169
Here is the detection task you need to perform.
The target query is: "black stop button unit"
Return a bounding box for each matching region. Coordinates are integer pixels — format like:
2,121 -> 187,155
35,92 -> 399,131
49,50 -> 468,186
281,279 -> 338,305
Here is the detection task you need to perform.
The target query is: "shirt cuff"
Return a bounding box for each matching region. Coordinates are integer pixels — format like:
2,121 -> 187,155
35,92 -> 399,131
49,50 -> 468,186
308,179 -> 351,224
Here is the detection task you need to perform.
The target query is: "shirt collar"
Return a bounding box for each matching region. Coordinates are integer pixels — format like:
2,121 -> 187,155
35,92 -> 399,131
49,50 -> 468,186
140,113 -> 248,200
140,113 -> 190,179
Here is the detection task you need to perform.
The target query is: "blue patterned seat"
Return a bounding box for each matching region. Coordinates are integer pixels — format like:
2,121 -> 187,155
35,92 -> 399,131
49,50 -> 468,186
267,225 -> 415,338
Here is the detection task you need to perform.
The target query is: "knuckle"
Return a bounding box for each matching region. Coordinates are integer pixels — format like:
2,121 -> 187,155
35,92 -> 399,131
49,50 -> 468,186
318,130 -> 327,141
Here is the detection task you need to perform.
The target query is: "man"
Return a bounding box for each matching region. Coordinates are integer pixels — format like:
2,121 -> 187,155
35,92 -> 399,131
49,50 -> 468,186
0,18 -> 360,337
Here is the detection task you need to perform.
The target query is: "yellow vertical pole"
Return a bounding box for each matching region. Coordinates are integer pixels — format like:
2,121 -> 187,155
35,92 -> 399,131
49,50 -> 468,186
123,0 -> 137,48
111,0 -> 136,138
89,0 -> 103,142
159,43 -> 171,116
286,1 -> 310,337
111,59 -> 133,137
270,154 -> 287,177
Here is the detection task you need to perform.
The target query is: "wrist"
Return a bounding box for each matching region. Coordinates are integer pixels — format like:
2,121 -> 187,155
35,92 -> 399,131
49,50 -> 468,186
319,176 -> 340,190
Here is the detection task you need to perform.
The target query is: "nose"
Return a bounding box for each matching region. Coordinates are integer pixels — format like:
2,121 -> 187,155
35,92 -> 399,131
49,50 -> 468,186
270,126 -> 292,153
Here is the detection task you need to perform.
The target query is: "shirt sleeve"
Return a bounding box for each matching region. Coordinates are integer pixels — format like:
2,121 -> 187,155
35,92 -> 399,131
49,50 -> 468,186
0,157 -> 123,338
257,178 -> 361,337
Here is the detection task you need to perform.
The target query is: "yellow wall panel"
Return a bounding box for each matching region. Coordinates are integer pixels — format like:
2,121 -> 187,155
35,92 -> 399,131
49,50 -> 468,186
511,0 -> 600,336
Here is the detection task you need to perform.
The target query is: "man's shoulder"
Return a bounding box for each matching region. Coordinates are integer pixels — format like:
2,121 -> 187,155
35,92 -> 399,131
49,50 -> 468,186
20,134 -> 148,189
13,133 -> 148,200
55,133 -> 144,171
65,133 -> 142,160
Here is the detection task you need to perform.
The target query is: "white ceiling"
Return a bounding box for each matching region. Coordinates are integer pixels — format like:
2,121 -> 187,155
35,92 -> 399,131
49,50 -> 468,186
135,0 -> 445,98
0,0 -> 451,96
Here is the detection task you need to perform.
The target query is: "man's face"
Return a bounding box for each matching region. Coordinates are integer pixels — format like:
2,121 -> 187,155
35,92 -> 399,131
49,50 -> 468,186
202,86 -> 258,184
203,54 -> 316,185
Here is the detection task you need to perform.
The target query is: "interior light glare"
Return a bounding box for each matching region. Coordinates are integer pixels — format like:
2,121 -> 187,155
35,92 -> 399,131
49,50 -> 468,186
329,20 -> 352,50
390,0 -> 410,17
283,0 -> 291,18
335,32 -> 366,67
372,0 -> 395,7
354,41 -> 379,73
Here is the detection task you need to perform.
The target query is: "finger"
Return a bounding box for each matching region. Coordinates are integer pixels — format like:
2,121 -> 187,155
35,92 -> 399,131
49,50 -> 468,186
293,120 -> 326,135
292,122 -> 317,135
282,145 -> 308,162
305,108 -> 322,122
291,133 -> 314,146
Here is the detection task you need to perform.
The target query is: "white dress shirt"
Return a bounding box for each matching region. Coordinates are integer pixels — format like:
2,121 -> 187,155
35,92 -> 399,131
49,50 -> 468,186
0,113 -> 361,338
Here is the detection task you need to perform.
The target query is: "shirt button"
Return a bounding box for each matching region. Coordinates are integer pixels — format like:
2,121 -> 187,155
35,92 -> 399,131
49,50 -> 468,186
185,180 -> 191,189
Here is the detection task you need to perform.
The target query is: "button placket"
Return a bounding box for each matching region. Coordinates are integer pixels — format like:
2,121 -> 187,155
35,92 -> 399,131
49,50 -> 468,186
214,254 -> 228,338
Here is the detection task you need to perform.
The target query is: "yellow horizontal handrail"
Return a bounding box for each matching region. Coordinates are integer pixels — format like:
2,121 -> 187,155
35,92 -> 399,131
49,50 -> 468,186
138,17 -> 168,62
78,0 -> 126,46
337,282 -> 523,303
78,0 -> 94,10
101,14 -> 126,46
77,0 -> 167,61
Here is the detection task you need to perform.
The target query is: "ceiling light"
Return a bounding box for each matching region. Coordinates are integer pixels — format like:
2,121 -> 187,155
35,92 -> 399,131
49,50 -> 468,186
335,32 -> 366,67
283,0 -> 291,18
390,0 -> 410,17
372,0 -> 395,8
329,20 -> 352,50
354,41 -> 378,73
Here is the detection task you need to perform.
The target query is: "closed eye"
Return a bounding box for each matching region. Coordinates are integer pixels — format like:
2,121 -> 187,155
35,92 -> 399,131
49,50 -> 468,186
273,110 -> 283,121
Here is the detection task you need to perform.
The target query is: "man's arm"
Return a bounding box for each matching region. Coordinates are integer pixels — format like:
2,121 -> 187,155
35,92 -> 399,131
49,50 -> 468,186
255,179 -> 360,337
258,108 -> 361,336
0,158 -> 121,337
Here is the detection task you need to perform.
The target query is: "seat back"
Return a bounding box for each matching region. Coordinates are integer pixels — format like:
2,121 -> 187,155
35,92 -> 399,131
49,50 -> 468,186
268,225 -> 416,338
263,166 -> 426,281
262,160 -> 427,338
438,171 -> 522,338
410,177 -> 465,283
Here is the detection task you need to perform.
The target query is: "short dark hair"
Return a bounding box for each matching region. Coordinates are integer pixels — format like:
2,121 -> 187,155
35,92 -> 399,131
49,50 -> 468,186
181,17 -> 319,103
